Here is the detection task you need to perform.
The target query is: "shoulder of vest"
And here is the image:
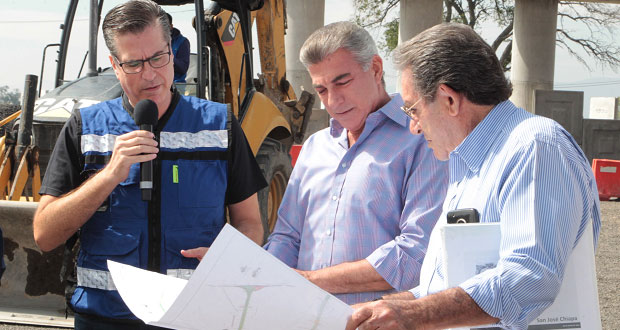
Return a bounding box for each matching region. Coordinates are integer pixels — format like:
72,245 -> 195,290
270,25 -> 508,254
80,97 -> 133,134
80,97 -> 122,116
179,96 -> 228,114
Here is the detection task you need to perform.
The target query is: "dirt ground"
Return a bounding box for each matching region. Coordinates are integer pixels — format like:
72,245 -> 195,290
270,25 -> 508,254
2,201 -> 619,330
595,200 -> 620,330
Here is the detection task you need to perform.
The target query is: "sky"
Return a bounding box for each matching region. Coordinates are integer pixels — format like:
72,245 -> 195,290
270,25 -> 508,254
1,0 -> 619,116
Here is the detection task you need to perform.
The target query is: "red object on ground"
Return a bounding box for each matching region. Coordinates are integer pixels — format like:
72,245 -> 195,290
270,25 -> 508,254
290,144 -> 302,167
592,159 -> 620,201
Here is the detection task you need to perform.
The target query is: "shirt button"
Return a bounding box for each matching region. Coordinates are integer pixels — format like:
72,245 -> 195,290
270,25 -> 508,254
332,195 -> 338,201
341,163 -> 347,168
326,229 -> 332,236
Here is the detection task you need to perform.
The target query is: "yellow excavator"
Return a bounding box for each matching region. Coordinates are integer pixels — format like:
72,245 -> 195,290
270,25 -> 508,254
0,0 -> 314,326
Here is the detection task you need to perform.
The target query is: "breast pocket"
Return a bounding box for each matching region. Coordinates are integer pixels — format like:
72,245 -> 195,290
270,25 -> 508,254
177,159 -> 227,208
109,164 -> 147,218
79,227 -> 142,270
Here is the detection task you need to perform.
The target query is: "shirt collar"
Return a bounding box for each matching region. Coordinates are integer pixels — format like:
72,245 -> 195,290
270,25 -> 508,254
121,86 -> 180,130
450,100 -> 517,173
380,93 -> 408,127
329,93 -> 408,141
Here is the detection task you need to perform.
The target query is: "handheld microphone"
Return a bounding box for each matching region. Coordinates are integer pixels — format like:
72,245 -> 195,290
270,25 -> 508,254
134,99 -> 158,201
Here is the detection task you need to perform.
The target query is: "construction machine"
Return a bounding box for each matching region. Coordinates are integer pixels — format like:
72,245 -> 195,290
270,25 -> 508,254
0,0 -> 314,326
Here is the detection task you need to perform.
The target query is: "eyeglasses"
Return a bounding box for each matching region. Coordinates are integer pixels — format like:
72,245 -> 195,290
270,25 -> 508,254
401,98 -> 423,120
114,46 -> 171,74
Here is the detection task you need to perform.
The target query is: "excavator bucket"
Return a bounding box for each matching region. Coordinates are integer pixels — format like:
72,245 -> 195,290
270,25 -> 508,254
0,75 -> 70,326
0,200 -> 72,327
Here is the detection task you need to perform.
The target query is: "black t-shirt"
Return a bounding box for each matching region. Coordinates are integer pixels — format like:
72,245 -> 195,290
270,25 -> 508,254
40,92 -> 267,205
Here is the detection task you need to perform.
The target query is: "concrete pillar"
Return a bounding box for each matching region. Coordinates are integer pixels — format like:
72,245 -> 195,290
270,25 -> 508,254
398,0 -> 443,43
510,0 -> 558,113
285,0 -> 327,140
285,0 -> 325,97
396,0 -> 442,93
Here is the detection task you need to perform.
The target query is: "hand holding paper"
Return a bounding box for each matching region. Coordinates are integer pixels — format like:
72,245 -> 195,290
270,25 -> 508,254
108,224 -> 353,330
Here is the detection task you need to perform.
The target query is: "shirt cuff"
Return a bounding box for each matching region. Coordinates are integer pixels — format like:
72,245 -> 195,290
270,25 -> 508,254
458,271 -> 520,327
409,286 -> 421,299
366,241 -> 422,291
264,240 -> 298,268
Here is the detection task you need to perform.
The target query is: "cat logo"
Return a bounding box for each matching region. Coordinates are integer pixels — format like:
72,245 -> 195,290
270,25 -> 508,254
221,13 -> 240,46
34,97 -> 100,119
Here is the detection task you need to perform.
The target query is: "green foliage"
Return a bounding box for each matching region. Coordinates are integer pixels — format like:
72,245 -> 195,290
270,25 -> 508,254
370,19 -> 399,55
354,0 -> 400,28
354,0 -> 401,55
0,86 -> 21,105
382,19 -> 399,53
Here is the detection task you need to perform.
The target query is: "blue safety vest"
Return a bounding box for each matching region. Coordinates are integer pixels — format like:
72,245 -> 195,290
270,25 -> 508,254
71,95 -> 230,319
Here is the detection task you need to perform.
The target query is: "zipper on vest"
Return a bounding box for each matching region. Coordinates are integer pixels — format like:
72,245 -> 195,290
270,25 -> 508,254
147,132 -> 162,272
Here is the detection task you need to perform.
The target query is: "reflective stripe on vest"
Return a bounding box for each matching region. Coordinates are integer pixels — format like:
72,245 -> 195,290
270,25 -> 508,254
159,130 -> 227,149
77,267 -> 195,290
166,268 -> 194,280
80,129 -> 228,154
81,134 -> 117,153
77,266 -> 116,291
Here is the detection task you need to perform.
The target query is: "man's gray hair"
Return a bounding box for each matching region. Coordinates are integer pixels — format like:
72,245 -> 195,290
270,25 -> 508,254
300,21 -> 378,71
102,0 -> 171,58
394,23 -> 512,106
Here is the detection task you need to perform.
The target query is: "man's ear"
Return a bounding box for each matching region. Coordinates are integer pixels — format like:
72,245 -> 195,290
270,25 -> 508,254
437,83 -> 461,117
370,54 -> 383,83
109,55 -> 121,79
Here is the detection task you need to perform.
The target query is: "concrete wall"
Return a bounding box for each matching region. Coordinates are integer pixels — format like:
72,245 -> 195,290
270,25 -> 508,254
583,120 -> 620,163
535,90 -> 584,146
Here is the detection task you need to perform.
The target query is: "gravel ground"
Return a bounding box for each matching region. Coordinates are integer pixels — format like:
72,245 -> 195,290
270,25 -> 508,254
2,201 -> 619,330
595,200 -> 619,330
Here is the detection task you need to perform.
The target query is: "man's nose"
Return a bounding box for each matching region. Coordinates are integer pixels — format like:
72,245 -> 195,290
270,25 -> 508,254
141,63 -> 157,80
409,119 -> 422,135
327,90 -> 343,108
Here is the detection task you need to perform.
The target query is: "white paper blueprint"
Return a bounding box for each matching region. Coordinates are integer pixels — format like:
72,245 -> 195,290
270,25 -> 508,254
108,224 -> 353,330
107,260 -> 188,324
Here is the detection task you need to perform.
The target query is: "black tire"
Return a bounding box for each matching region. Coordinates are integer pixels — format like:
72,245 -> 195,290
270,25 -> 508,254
256,137 -> 292,243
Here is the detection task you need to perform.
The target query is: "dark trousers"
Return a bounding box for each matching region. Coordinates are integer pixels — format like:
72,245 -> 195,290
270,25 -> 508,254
74,313 -> 168,330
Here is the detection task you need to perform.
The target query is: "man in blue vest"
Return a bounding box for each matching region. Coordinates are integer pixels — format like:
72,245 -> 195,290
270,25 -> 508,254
33,1 -> 266,328
165,12 -> 190,83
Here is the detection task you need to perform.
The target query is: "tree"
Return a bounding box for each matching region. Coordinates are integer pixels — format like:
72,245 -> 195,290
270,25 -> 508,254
0,86 -> 21,105
354,0 -> 620,73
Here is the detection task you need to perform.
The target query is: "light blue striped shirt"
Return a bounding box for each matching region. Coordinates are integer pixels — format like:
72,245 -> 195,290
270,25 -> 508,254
265,94 -> 449,304
410,100 -> 602,329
